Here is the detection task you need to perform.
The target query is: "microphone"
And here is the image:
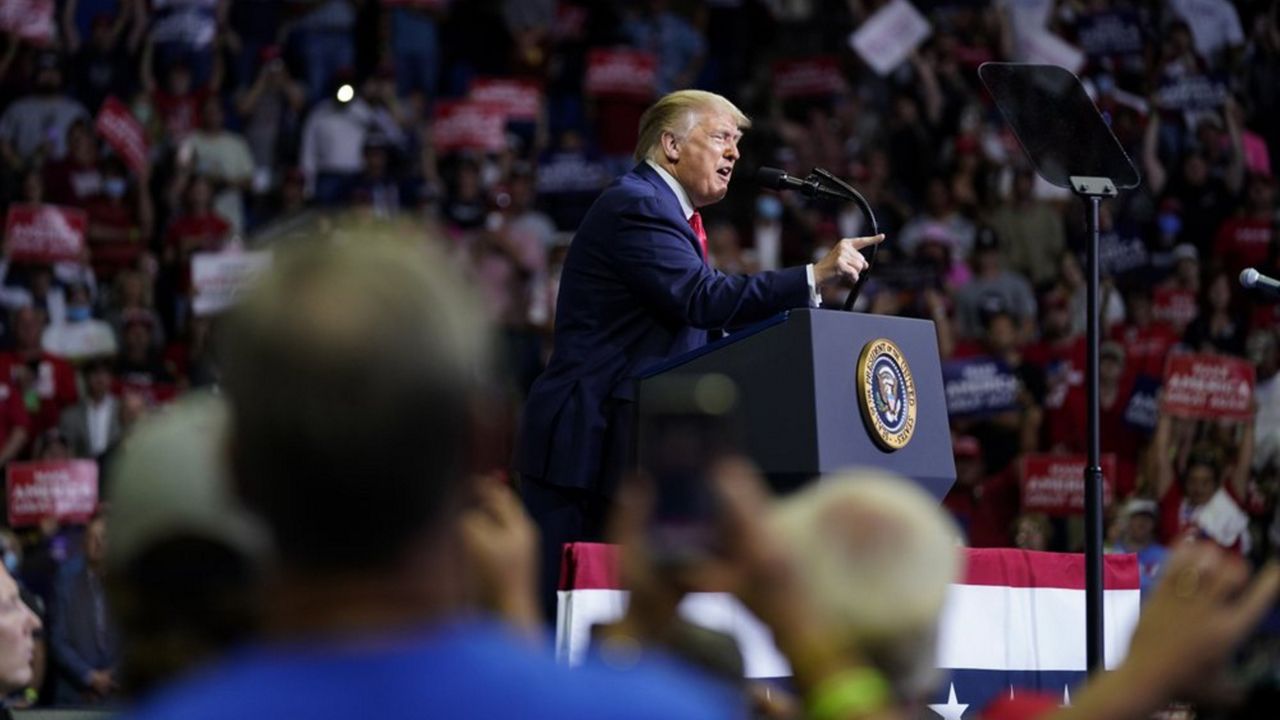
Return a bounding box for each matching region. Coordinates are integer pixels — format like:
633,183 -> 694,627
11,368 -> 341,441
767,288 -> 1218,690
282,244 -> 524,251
755,167 -> 849,201
1241,267 -> 1280,299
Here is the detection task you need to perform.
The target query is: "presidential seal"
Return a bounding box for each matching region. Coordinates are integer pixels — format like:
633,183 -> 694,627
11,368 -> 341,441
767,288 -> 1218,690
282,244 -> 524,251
856,338 -> 917,451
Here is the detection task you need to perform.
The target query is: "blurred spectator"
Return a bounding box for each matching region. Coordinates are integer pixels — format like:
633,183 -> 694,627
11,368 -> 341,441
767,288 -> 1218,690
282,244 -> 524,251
233,45 -> 305,183
105,270 -> 165,350
953,228 -> 1036,341
621,1 -> 706,95
988,168 -> 1065,288
1251,329 -> 1280,472
1053,340 -> 1141,497
289,0 -> 358,103
84,157 -> 154,281
896,178 -> 975,275
297,70 -> 385,204
0,561 -> 42,696
1213,173 -> 1275,277
1111,286 -> 1176,378
0,52 -> 90,169
59,358 -> 120,460
1012,512 -> 1052,551
1169,0 -> 1245,68
1182,269 -> 1247,356
41,283 -> 118,361
147,0 -> 227,88
62,0 -> 143,55
771,470 -> 962,702
386,2 -> 444,99
1152,412 -> 1252,551
443,158 -> 488,230
1107,498 -> 1168,596
349,135 -> 401,218
0,306 -> 78,439
42,120 -> 103,207
114,312 -> 175,388
71,12 -> 139,113
142,47 -> 220,147
104,393 -> 266,695
50,510 -> 119,705
163,174 -> 230,306
180,96 -> 255,232
942,435 -> 1019,548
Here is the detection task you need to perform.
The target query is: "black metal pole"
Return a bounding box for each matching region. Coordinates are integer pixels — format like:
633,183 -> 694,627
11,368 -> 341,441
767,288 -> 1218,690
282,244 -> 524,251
1084,194 -> 1105,673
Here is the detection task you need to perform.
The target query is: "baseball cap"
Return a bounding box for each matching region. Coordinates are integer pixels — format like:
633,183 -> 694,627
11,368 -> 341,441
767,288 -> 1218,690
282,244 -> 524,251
1171,243 -> 1198,264
1123,498 -> 1158,519
106,393 -> 269,573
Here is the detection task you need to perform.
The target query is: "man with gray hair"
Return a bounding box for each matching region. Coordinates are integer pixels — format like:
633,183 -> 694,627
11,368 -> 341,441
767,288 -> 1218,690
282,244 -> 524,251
771,470 -> 963,702
124,229 -> 741,720
517,89 -> 884,613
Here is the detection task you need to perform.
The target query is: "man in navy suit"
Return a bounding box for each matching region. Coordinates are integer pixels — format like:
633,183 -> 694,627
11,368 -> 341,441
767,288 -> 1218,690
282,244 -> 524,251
516,90 -> 883,610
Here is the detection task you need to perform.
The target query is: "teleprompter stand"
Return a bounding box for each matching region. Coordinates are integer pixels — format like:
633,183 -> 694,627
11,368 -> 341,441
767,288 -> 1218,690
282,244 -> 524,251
979,63 -> 1141,674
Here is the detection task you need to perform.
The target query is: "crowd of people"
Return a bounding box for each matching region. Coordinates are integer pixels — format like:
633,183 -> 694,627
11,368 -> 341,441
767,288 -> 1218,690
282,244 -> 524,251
0,0 -> 1272,715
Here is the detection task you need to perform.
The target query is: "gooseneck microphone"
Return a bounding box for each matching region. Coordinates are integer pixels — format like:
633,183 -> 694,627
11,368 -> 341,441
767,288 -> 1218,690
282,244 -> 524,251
755,166 -> 880,311
1241,267 -> 1280,299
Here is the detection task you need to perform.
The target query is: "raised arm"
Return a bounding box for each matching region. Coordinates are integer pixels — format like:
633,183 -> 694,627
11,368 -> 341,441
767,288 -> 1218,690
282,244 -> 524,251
1142,111 -> 1167,196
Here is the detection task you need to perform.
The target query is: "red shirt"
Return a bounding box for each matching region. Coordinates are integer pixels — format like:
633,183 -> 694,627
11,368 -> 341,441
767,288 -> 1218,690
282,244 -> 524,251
84,198 -> 143,279
165,213 -> 230,291
0,378 -> 30,453
0,353 -> 75,438
42,160 -> 102,208
943,467 -> 1021,548
1111,321 -> 1179,378
152,88 -> 210,142
1158,483 -> 1245,552
1214,216 -> 1272,275
1051,379 -> 1140,499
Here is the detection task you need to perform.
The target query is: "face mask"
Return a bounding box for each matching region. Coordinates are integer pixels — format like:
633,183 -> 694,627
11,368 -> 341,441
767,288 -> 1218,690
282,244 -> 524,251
66,306 -> 91,322
1158,213 -> 1181,236
756,195 -> 783,221
3,550 -> 18,574
104,178 -> 126,198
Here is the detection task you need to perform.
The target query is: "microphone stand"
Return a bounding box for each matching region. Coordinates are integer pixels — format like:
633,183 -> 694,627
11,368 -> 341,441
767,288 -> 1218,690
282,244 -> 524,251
805,169 -> 880,311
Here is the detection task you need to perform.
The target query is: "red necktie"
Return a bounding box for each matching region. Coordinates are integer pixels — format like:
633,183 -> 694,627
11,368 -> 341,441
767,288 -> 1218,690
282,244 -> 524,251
688,210 -> 708,261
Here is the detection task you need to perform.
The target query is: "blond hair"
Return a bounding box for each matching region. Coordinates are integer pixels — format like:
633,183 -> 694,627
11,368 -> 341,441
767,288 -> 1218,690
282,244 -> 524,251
633,90 -> 751,163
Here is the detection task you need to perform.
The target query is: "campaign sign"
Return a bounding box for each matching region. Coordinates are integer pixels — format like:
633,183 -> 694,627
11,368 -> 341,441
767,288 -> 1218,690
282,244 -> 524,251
431,100 -> 508,154
849,0 -> 931,76
1155,74 -> 1228,112
1160,353 -> 1255,420
4,204 -> 87,263
1152,286 -> 1198,330
191,250 -> 271,317
584,48 -> 657,99
469,77 -> 541,122
95,97 -> 149,177
1122,374 -> 1161,435
1021,454 -> 1116,516
7,460 -> 97,527
942,357 -> 1019,418
1019,30 -> 1085,73
772,57 -> 845,99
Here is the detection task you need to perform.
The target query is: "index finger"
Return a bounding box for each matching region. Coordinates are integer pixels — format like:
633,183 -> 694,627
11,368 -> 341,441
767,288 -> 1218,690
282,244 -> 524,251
844,234 -> 885,251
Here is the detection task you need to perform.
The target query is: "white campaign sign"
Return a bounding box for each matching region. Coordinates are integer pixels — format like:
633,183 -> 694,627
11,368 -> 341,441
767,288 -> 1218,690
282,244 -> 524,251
849,0 -> 932,76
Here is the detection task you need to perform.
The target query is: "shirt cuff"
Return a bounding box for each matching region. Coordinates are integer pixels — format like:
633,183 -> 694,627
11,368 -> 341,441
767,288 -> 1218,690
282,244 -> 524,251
805,264 -> 821,308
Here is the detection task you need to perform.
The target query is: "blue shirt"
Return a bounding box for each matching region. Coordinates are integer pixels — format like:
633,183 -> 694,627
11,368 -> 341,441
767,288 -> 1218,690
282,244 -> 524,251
126,620 -> 740,720
1113,540 -> 1169,596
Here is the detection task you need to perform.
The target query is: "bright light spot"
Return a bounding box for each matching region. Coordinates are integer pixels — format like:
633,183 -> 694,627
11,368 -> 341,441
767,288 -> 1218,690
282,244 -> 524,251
336,84 -> 354,103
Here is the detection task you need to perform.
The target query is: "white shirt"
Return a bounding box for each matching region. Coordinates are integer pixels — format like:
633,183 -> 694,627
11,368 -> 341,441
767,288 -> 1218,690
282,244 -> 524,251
86,396 -> 116,457
644,160 -> 820,305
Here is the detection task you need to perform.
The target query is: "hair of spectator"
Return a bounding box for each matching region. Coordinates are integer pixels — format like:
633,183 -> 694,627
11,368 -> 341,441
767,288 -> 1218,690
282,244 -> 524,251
770,471 -> 963,700
220,219 -> 494,573
633,89 -> 751,163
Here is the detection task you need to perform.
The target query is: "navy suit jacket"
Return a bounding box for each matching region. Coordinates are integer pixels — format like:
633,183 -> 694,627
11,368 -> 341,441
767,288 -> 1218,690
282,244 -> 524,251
516,163 -> 811,495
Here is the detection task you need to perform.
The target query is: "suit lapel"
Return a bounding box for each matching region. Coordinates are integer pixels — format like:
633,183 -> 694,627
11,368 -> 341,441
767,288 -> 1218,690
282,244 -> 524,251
632,163 -> 701,256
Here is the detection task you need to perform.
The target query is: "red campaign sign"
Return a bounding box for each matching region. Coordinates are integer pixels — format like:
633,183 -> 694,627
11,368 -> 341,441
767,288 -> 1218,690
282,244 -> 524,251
1160,353 -> 1256,420
432,101 -> 508,154
584,48 -> 657,100
4,204 -> 87,263
469,78 -> 542,122
0,0 -> 54,43
95,97 -> 149,178
772,57 -> 845,99
1152,286 -> 1198,331
1021,454 -> 1116,516
7,460 -> 98,527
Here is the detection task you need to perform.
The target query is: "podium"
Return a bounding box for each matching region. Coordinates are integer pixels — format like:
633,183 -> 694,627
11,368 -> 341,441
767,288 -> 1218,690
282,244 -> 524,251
637,309 -> 955,499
